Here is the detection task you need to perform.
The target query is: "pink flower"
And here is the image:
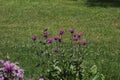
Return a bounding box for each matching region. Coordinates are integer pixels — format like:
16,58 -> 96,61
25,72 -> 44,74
0,74 -> 4,80
81,40 -> 86,45
18,69 -> 24,73
13,71 -> 17,76
17,73 -> 24,78
47,38 -> 54,43
73,37 -> 79,41
31,36 -> 37,41
77,33 -> 83,38
73,34 -> 77,37
54,36 -> 60,40
69,29 -> 74,33
43,33 -> 49,38
0,68 -> 4,71
0,60 -> 24,79
59,29 -> 64,35
4,61 -> 15,73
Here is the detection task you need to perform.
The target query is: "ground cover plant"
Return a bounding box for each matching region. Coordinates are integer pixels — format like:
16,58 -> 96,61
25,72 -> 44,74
0,0 -> 120,80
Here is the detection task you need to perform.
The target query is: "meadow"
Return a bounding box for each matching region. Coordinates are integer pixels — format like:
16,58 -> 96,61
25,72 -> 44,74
0,0 -> 120,80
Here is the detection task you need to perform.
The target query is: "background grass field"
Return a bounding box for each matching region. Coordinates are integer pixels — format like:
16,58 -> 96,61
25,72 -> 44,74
0,0 -> 120,79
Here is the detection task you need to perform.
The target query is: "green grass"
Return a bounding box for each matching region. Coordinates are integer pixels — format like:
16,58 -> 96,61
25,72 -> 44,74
0,0 -> 120,79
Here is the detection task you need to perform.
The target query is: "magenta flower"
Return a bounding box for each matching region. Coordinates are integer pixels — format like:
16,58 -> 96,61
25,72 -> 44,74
43,33 -> 49,38
73,37 -> 79,41
13,71 -> 17,76
4,61 -> 15,73
81,40 -> 86,45
0,60 -> 24,79
0,68 -> 4,71
59,29 -> 64,35
18,69 -> 24,73
69,29 -> 74,33
17,73 -> 24,78
39,78 -> 44,80
31,36 -> 37,41
0,74 -> 4,80
73,34 -> 77,37
54,36 -> 60,40
47,38 -> 54,43
16,69 -> 24,78
77,33 -> 83,38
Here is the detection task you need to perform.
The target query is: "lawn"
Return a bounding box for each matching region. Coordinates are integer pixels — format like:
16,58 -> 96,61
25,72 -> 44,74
0,0 -> 120,80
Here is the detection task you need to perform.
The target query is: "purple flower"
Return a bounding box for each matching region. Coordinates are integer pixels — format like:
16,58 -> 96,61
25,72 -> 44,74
39,78 -> 44,80
17,73 -> 24,78
77,33 -> 83,38
69,29 -> 74,33
43,33 -> 49,38
0,60 -> 24,79
0,59 -> 4,64
54,36 -> 60,40
13,71 -> 17,76
73,37 -> 79,41
81,40 -> 86,45
4,61 -> 15,73
59,29 -> 64,35
54,48 -> 58,53
73,34 -> 77,37
16,69 -> 24,78
0,68 -> 4,71
0,74 -> 4,80
47,38 -> 54,43
31,36 -> 37,41
18,69 -> 24,73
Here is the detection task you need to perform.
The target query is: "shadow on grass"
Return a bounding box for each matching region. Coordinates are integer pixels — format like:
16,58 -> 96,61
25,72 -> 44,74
86,0 -> 120,7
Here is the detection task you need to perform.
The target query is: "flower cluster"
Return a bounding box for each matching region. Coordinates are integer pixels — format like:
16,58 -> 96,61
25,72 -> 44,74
31,28 -> 86,54
59,29 -> 64,35
32,28 -> 86,44
0,60 -> 24,80
73,33 -> 82,41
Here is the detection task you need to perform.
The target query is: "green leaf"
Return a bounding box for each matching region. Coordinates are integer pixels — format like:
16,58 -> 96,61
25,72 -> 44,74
90,65 -> 97,74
